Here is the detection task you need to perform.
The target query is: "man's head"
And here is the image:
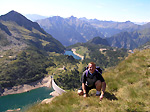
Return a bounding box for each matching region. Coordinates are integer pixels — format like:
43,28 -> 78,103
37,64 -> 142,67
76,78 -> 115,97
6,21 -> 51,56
88,62 -> 96,74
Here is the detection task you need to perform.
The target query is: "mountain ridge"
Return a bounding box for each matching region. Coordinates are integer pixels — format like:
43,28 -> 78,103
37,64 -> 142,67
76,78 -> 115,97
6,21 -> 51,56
0,10 -> 46,34
0,10 -> 65,53
36,16 -> 104,46
0,11 -> 65,89
36,15 -> 150,48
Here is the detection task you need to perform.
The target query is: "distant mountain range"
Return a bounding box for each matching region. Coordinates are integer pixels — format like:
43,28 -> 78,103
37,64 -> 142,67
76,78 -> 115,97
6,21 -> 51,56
34,15 -> 150,49
87,29 -> 150,50
25,14 -> 48,21
1,11 -> 150,51
36,16 -> 104,46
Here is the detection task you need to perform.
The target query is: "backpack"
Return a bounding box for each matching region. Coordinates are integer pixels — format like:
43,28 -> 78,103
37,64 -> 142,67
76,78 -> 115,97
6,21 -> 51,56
85,66 -> 102,77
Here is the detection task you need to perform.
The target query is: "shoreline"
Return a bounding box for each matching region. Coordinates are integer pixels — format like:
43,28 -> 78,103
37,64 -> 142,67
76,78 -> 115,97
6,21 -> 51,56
0,75 -> 52,96
41,91 -> 59,104
1,76 -> 60,111
41,77 -> 66,104
71,48 -> 84,60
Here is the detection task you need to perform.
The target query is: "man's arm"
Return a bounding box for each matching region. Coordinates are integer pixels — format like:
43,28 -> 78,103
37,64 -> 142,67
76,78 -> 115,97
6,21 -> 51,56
82,83 -> 87,97
81,71 -> 88,97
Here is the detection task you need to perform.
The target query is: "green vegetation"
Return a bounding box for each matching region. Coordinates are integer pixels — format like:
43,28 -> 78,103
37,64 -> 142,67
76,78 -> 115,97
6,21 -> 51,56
0,47 -> 54,88
0,31 -> 10,46
27,49 -> 150,112
74,46 -> 90,58
46,53 -> 83,90
0,15 -> 65,89
1,20 -> 65,53
49,42 -> 128,90
68,43 -> 128,69
105,49 -> 150,92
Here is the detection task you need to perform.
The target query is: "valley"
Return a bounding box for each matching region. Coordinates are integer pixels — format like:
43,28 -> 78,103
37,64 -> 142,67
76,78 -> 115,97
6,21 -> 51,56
0,10 -> 150,112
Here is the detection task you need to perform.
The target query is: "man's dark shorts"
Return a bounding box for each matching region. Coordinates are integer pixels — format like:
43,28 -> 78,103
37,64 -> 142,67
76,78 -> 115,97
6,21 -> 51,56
78,85 -> 96,94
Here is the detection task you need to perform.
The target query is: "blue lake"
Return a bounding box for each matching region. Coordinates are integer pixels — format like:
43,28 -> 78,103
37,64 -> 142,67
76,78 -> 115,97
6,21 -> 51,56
0,87 -> 54,112
64,51 -> 81,60
0,50 -> 80,112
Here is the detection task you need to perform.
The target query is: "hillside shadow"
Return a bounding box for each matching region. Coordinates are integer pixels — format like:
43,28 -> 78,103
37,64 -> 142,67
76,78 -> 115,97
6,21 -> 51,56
89,91 -> 118,101
104,91 -> 118,100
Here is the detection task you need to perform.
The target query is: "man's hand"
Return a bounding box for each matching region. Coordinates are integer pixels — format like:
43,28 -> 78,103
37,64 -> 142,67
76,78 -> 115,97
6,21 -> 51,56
83,93 -> 87,97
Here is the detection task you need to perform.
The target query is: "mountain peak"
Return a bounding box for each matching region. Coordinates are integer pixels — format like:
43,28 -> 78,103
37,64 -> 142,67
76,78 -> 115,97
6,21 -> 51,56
8,10 -> 18,14
49,16 -> 64,21
87,36 -> 110,46
0,10 -> 26,21
0,11 -> 46,34
68,16 -> 77,20
125,20 -> 131,23
79,17 -> 88,21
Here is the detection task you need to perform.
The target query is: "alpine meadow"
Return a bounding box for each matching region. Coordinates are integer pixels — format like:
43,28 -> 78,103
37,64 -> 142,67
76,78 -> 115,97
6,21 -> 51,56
26,48 -> 150,112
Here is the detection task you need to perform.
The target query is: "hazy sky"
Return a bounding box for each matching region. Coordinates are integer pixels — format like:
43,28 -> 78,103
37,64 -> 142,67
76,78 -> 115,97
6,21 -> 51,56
0,0 -> 150,22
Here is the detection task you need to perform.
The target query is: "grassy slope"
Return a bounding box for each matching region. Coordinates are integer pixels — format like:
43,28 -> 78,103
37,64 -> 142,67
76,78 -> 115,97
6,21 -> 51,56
26,49 -> 150,112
